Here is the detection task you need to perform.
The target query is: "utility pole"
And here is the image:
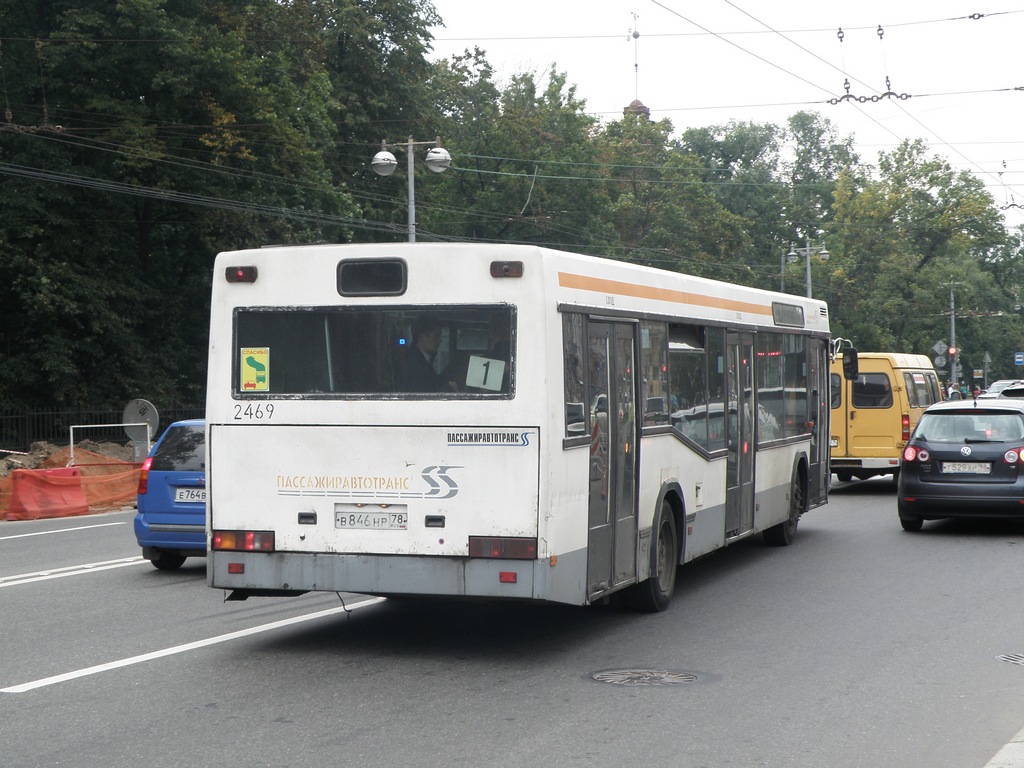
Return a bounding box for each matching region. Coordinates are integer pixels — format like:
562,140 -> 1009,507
943,280 -> 964,385
950,286 -> 956,381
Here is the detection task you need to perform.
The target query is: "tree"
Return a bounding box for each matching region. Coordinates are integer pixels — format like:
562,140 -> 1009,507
682,119 -> 785,273
828,139 -> 1007,364
783,111 -> 859,240
598,114 -> 749,281
0,0 -> 369,408
418,61 -> 616,249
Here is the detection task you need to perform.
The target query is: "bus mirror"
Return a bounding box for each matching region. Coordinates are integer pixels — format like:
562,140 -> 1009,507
842,348 -> 859,380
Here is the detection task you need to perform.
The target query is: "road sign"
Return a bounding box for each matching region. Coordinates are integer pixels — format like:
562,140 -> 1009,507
1016,352 -> 1024,366
123,399 -> 159,443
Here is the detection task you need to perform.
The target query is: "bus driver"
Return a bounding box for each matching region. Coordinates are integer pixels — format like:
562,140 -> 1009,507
400,317 -> 446,392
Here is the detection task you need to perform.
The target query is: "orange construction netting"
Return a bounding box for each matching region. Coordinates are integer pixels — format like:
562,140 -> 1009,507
1,448 -> 141,521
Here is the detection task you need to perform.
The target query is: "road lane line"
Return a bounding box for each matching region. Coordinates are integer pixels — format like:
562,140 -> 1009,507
0,522 -> 127,541
1,597 -> 386,693
0,558 -> 147,587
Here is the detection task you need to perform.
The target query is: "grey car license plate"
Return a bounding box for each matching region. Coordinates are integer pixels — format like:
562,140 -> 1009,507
940,462 -> 991,474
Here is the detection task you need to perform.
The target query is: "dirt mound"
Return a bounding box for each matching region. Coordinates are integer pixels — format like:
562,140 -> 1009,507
0,441 -> 135,478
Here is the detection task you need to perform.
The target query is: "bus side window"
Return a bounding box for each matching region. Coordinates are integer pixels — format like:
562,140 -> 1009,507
852,374 -> 893,408
926,373 -> 941,404
668,323 -> 709,449
563,313 -> 586,436
904,373 -> 919,408
640,320 -> 668,426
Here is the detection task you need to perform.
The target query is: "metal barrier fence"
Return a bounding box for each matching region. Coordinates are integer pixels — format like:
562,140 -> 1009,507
0,406 -> 205,453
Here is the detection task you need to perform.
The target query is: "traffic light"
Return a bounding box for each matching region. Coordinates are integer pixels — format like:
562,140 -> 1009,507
948,346 -> 958,356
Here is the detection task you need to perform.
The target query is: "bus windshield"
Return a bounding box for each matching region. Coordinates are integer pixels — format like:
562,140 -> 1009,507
234,305 -> 514,398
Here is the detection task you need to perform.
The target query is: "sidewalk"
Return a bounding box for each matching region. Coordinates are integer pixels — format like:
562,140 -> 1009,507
986,725 -> 1024,768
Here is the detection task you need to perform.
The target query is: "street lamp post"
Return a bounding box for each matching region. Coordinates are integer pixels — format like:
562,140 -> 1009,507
371,136 -> 451,242
787,238 -> 830,298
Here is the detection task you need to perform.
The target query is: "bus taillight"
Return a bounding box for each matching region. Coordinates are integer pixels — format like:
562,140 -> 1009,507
212,529 -> 275,552
468,536 -> 537,560
490,260 -> 524,278
225,265 -> 258,283
902,414 -> 911,441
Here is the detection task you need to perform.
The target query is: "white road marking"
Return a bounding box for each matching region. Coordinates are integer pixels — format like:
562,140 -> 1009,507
1,597 -> 386,693
0,558 -> 147,587
0,522 -> 127,541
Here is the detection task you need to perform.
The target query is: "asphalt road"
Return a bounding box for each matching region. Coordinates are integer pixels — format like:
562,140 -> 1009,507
2,479 -> 1023,768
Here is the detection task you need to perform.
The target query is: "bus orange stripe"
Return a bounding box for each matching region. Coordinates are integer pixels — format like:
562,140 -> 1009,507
558,272 -> 774,316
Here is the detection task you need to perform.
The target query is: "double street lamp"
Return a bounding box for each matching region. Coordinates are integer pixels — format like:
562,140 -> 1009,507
371,136 -> 451,243
784,239 -> 830,298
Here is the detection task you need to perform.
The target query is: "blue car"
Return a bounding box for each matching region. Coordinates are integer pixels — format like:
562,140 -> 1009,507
134,419 -> 206,570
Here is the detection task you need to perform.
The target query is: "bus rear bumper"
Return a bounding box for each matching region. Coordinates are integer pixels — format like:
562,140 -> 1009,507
207,550 -> 580,603
831,457 -> 902,470
831,457 -> 902,479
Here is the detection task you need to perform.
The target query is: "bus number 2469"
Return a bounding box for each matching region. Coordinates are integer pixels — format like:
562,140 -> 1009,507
233,403 -> 275,420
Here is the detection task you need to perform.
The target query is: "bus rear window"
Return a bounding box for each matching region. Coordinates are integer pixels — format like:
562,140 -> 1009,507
233,306 -> 514,398
337,259 -> 406,296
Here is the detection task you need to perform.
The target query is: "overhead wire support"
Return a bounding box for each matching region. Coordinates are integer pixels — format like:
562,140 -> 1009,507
628,12 -> 640,102
828,24 -> 911,104
0,36 -> 65,133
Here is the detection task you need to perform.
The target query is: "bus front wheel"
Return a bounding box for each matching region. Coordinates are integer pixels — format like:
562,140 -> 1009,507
630,501 -> 678,612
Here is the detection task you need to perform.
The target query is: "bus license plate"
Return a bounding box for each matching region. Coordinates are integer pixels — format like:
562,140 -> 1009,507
174,488 -> 207,503
336,512 -> 408,530
941,462 -> 991,474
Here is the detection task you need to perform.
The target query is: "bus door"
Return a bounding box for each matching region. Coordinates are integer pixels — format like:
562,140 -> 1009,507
586,320 -> 638,599
807,338 -> 829,505
725,332 -> 754,538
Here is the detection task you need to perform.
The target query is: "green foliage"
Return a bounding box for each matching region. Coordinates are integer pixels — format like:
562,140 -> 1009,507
411,61 -> 617,249
600,117 -> 749,279
828,139 -> 1011,379
0,0 -> 360,408
0,1 -> 1021,413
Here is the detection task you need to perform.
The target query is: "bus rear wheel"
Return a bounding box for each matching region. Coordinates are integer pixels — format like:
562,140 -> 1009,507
629,501 -> 678,612
764,468 -> 804,546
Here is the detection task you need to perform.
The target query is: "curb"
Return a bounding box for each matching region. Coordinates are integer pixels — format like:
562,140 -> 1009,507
985,726 -> 1024,768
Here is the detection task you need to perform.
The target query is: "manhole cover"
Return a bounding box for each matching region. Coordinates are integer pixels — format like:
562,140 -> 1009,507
997,654 -> 1024,666
591,669 -> 698,686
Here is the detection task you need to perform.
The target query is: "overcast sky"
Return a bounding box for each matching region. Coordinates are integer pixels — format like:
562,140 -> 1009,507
428,1 -> 1024,230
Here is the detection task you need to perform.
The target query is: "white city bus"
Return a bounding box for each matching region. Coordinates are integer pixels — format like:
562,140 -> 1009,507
206,243 -> 832,610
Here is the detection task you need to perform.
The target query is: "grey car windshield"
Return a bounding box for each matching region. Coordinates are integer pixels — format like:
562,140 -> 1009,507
915,412 -> 1024,442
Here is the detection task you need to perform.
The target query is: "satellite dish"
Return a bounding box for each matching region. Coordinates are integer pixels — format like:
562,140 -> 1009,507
123,398 -> 160,443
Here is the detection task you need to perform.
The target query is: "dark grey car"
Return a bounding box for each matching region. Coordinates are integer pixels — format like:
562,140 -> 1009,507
897,399 -> 1024,531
